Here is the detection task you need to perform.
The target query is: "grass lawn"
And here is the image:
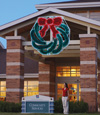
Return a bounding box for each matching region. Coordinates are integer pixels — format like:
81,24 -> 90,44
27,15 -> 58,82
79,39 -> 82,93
0,113 -> 99,115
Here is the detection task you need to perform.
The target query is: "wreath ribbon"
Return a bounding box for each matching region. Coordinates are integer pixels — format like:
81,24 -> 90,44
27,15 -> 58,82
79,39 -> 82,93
38,17 -> 62,38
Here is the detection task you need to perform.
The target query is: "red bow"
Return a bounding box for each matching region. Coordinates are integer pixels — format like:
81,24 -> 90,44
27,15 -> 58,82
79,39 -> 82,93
38,17 -> 62,38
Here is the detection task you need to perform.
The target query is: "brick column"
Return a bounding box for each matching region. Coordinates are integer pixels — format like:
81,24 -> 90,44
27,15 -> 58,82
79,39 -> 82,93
98,60 -> 100,109
6,36 -> 25,103
39,62 -> 55,98
79,34 -> 98,112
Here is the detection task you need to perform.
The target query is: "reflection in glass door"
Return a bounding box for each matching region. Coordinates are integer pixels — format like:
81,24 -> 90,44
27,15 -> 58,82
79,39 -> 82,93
57,83 -> 81,101
56,66 -> 81,101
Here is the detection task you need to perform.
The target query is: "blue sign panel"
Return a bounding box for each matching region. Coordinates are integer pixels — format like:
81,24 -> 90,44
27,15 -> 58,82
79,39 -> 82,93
26,101 -> 49,113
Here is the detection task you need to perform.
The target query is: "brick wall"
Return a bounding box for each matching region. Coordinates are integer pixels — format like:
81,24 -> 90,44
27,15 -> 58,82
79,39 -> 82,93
98,60 -> 100,108
80,34 -> 98,112
6,36 -> 24,103
39,61 -> 55,99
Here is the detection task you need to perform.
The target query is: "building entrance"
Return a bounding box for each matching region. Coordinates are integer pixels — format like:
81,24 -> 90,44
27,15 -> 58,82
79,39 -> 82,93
56,66 -> 81,101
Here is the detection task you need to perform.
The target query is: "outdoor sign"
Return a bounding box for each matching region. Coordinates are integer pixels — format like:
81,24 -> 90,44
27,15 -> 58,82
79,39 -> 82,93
26,101 -> 49,113
21,95 -> 54,113
30,16 -> 70,55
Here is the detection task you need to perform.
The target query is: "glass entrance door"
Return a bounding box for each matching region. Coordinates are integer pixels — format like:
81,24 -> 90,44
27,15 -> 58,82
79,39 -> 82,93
57,83 -> 81,101
56,66 -> 81,101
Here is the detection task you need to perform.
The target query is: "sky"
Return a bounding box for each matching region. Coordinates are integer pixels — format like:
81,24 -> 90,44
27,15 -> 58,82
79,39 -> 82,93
0,0 -> 74,49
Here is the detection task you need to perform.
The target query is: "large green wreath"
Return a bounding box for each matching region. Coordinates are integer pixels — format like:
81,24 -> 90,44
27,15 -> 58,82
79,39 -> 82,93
30,21 -> 70,55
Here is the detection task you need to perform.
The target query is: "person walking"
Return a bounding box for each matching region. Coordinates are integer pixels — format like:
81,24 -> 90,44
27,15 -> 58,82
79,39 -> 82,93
62,83 -> 69,114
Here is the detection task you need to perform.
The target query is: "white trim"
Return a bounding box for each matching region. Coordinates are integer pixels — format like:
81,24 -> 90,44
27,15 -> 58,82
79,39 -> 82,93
87,26 -> 90,34
81,88 -> 97,92
80,61 -> 97,65
7,62 -> 24,66
7,49 -> 24,54
36,2 -> 100,10
23,40 -> 80,46
80,75 -> 97,78
0,74 -> 6,76
39,81 -> 55,85
6,36 -> 25,41
0,74 -> 6,78
24,73 -> 39,78
80,47 -> 97,52
14,29 -> 18,36
39,92 -> 50,95
39,71 -> 50,74
0,7 -> 100,32
6,88 -> 23,92
79,34 -> 98,38
6,75 -> 24,79
0,73 -> 39,79
39,92 -> 55,95
39,82 -> 50,85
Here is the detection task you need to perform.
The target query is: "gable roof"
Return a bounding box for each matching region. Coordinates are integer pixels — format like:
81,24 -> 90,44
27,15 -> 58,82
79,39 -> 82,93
36,1 -> 100,10
0,7 -> 100,36
48,0 -> 100,4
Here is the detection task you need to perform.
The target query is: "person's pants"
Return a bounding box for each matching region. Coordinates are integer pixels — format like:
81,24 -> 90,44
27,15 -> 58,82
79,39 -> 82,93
62,96 -> 69,114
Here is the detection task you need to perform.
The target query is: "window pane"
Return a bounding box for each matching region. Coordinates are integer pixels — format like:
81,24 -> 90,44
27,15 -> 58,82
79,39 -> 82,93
1,81 -> 6,86
28,81 -> 34,86
56,67 -> 63,71
24,87 -> 27,91
56,72 -> 63,77
1,87 -> 6,91
24,80 -> 39,97
1,92 -> 6,97
56,72 -> 70,77
63,72 -> 70,77
0,97 -> 5,101
71,72 -> 77,77
71,66 -> 76,69
57,90 -> 62,95
79,84 -> 81,93
28,92 -> 39,96
24,81 -> 27,86
57,84 -> 64,89
28,81 -> 38,86
79,95 -> 81,101
56,66 -> 80,77
28,87 -> 34,91
69,95 -> 77,101
24,92 -> 27,97
33,87 -> 38,91
77,72 -> 80,77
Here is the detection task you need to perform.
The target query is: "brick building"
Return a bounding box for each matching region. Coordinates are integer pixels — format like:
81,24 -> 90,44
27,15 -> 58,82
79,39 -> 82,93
0,0 -> 100,112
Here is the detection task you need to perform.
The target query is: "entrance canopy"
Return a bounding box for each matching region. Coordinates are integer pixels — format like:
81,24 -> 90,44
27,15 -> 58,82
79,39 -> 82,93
0,7 -> 100,60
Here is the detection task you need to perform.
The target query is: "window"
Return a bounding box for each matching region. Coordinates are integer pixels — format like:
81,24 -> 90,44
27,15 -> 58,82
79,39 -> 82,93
56,66 -> 80,77
0,81 -> 6,101
57,83 -> 80,101
24,80 -> 39,97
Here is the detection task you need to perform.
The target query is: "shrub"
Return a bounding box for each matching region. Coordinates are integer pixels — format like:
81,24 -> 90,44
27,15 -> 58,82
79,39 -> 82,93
54,97 -> 63,113
0,101 -> 21,112
69,100 -> 88,113
54,98 -> 88,113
